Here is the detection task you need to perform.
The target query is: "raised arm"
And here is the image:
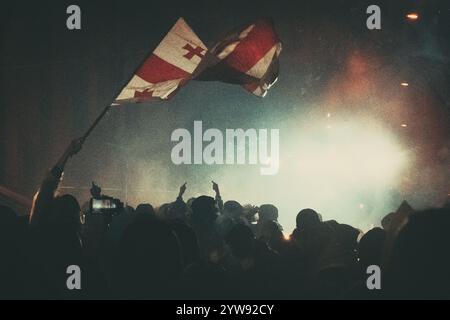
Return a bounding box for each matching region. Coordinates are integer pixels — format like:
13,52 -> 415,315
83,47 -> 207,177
29,138 -> 83,228
178,182 -> 187,200
212,181 -> 223,213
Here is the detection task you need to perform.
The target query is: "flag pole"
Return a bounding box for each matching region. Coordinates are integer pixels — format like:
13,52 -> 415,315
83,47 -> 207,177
79,17 -> 197,143
81,104 -> 113,142
79,43 -> 158,143
79,43 -> 157,143
79,52 -> 147,143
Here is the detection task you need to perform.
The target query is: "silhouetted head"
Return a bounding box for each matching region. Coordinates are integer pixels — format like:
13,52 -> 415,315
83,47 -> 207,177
296,208 -> 321,229
225,224 -> 255,258
157,203 -> 171,218
136,203 -> 155,215
387,208 -> 450,299
223,200 -> 243,219
358,227 -> 386,267
51,194 -> 81,232
259,220 -> 284,247
135,203 -> 156,222
186,197 -> 196,208
191,196 -> 218,225
258,204 -> 278,222
167,201 -> 188,221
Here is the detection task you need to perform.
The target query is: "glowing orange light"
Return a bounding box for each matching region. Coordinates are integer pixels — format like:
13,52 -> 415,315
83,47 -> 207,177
401,82 -> 409,87
406,13 -> 419,21
401,124 -> 408,127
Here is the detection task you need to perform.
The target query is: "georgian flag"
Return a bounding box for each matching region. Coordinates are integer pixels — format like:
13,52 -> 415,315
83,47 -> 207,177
194,18 -> 282,97
115,18 -> 207,103
114,17 -> 281,104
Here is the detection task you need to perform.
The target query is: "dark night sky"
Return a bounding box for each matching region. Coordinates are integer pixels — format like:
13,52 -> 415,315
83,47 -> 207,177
1,0 -> 449,230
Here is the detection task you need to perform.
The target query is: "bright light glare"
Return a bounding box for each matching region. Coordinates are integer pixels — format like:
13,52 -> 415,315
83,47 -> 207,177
175,117 -> 411,234
277,118 -> 410,231
292,121 -> 408,186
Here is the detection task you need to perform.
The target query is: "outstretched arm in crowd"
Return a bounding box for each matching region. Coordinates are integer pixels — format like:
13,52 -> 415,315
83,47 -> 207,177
29,138 -> 83,228
175,182 -> 187,204
212,181 -> 223,213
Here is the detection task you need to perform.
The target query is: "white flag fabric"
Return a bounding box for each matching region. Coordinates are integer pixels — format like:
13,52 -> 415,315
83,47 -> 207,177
114,18 -> 207,103
194,18 -> 282,97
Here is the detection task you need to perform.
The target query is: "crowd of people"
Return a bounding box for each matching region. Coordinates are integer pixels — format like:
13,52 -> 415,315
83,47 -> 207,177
1,138 -> 449,300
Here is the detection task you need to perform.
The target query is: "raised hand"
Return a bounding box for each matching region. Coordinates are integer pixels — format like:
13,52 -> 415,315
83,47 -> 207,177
212,181 -> 220,197
56,137 -> 84,170
66,137 -> 84,157
179,182 -> 187,197
90,181 -> 102,198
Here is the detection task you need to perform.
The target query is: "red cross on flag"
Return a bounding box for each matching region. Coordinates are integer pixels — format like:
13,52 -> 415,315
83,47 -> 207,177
114,17 -> 281,104
114,18 -> 207,103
